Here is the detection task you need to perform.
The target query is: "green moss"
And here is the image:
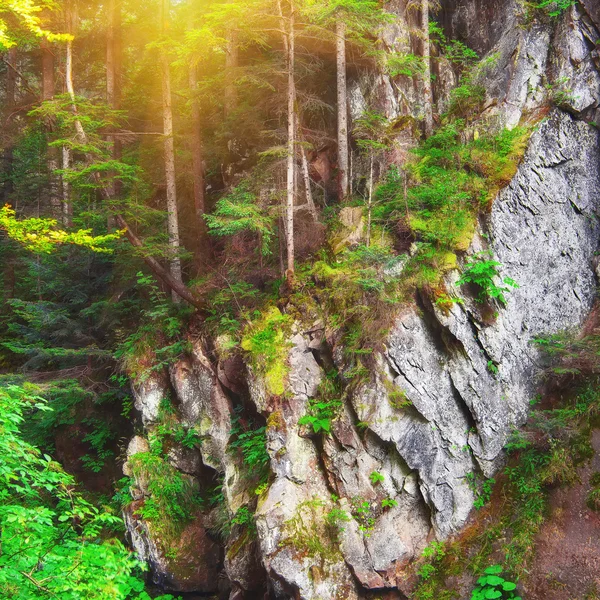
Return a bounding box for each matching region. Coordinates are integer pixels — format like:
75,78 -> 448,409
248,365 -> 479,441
241,306 -> 292,396
281,498 -> 343,563
129,451 -> 199,542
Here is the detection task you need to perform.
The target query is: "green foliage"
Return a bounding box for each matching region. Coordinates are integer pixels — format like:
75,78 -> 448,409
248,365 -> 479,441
230,420 -> 270,471
0,205 -> 122,254
351,498 -> 375,537
532,0 -> 577,17
204,182 -> 274,256
371,120 -> 529,294
457,251 -> 519,306
281,497 -> 343,562
369,470 -> 385,485
415,541 -> 447,589
386,52 -> 425,77
128,450 -> 199,540
587,472 -> 600,511
115,273 -> 192,381
381,497 -> 398,510
471,565 -> 520,600
205,280 -> 262,336
466,472 -> 496,509
429,21 -> 480,70
299,371 -> 343,434
241,307 -> 291,396
325,505 -> 351,532
0,1 -> 72,49
231,506 -> 257,536
0,384 -> 161,600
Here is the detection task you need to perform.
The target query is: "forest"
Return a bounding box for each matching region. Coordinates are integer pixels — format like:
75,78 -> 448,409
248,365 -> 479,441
1,0 -> 600,599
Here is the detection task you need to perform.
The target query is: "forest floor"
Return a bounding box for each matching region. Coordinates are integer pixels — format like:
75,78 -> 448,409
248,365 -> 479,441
524,430 -> 600,600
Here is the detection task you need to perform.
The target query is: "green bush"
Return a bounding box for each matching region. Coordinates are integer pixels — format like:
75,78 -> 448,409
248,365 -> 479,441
471,565 -> 520,600
0,384 -> 170,600
129,451 -> 199,539
457,251 -> 518,305
299,371 -> 343,434
229,421 -> 270,470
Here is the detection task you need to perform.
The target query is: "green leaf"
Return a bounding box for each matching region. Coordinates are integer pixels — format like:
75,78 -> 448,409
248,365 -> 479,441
484,565 -> 503,575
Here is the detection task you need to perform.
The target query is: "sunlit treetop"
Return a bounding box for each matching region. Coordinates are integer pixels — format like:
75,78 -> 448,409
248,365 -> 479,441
0,0 -> 72,49
0,206 -> 123,254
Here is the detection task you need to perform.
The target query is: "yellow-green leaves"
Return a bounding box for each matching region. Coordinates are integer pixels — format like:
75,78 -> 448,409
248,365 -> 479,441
0,205 -> 122,254
0,0 -> 72,49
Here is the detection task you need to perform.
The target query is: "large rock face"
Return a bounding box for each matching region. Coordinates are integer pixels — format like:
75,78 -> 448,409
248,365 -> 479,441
353,110 -> 600,541
122,4 -> 600,599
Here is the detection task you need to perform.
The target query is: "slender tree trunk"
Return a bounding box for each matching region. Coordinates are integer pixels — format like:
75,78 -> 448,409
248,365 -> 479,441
299,139 -> 317,219
285,2 -> 296,283
3,47 -> 17,207
336,18 -> 349,200
189,65 -> 206,228
161,0 -> 184,302
2,47 -> 17,299
41,39 -> 55,100
61,146 -> 72,226
366,154 -> 374,247
421,0 -> 434,138
106,0 -> 122,229
224,0 -> 238,119
40,39 -> 61,219
106,0 -> 122,183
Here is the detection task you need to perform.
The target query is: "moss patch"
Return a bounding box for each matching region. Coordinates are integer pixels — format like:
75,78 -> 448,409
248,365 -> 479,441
241,306 -> 292,396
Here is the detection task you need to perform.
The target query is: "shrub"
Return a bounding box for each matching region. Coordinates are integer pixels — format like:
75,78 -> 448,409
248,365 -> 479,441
534,0 -> 576,17
0,385 -> 160,600
369,470 -> 385,485
129,451 -> 199,539
299,371 -> 343,434
204,182 -> 274,256
457,251 -> 518,305
229,421 -> 270,471
382,497 -> 398,510
471,565 -> 520,600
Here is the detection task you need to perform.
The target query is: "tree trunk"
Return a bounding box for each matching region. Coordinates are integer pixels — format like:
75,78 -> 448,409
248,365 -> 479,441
61,146 -> 72,226
299,139 -> 317,219
40,39 -> 61,219
41,39 -> 55,100
161,0 -> 184,302
421,0 -> 434,138
336,18 -> 349,200
285,2 -> 296,283
224,1 -> 238,119
114,214 -> 203,309
2,47 -> 17,207
366,154 -> 373,247
106,0 -> 122,169
106,0 -> 122,224
189,65 -> 206,231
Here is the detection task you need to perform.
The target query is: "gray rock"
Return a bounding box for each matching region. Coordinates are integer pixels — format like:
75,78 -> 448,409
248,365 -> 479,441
131,371 -> 169,424
170,340 -> 232,470
355,110 -> 600,539
123,435 -> 149,477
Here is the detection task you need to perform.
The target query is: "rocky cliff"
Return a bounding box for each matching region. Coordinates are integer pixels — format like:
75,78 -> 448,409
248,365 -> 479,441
123,3 -> 600,598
